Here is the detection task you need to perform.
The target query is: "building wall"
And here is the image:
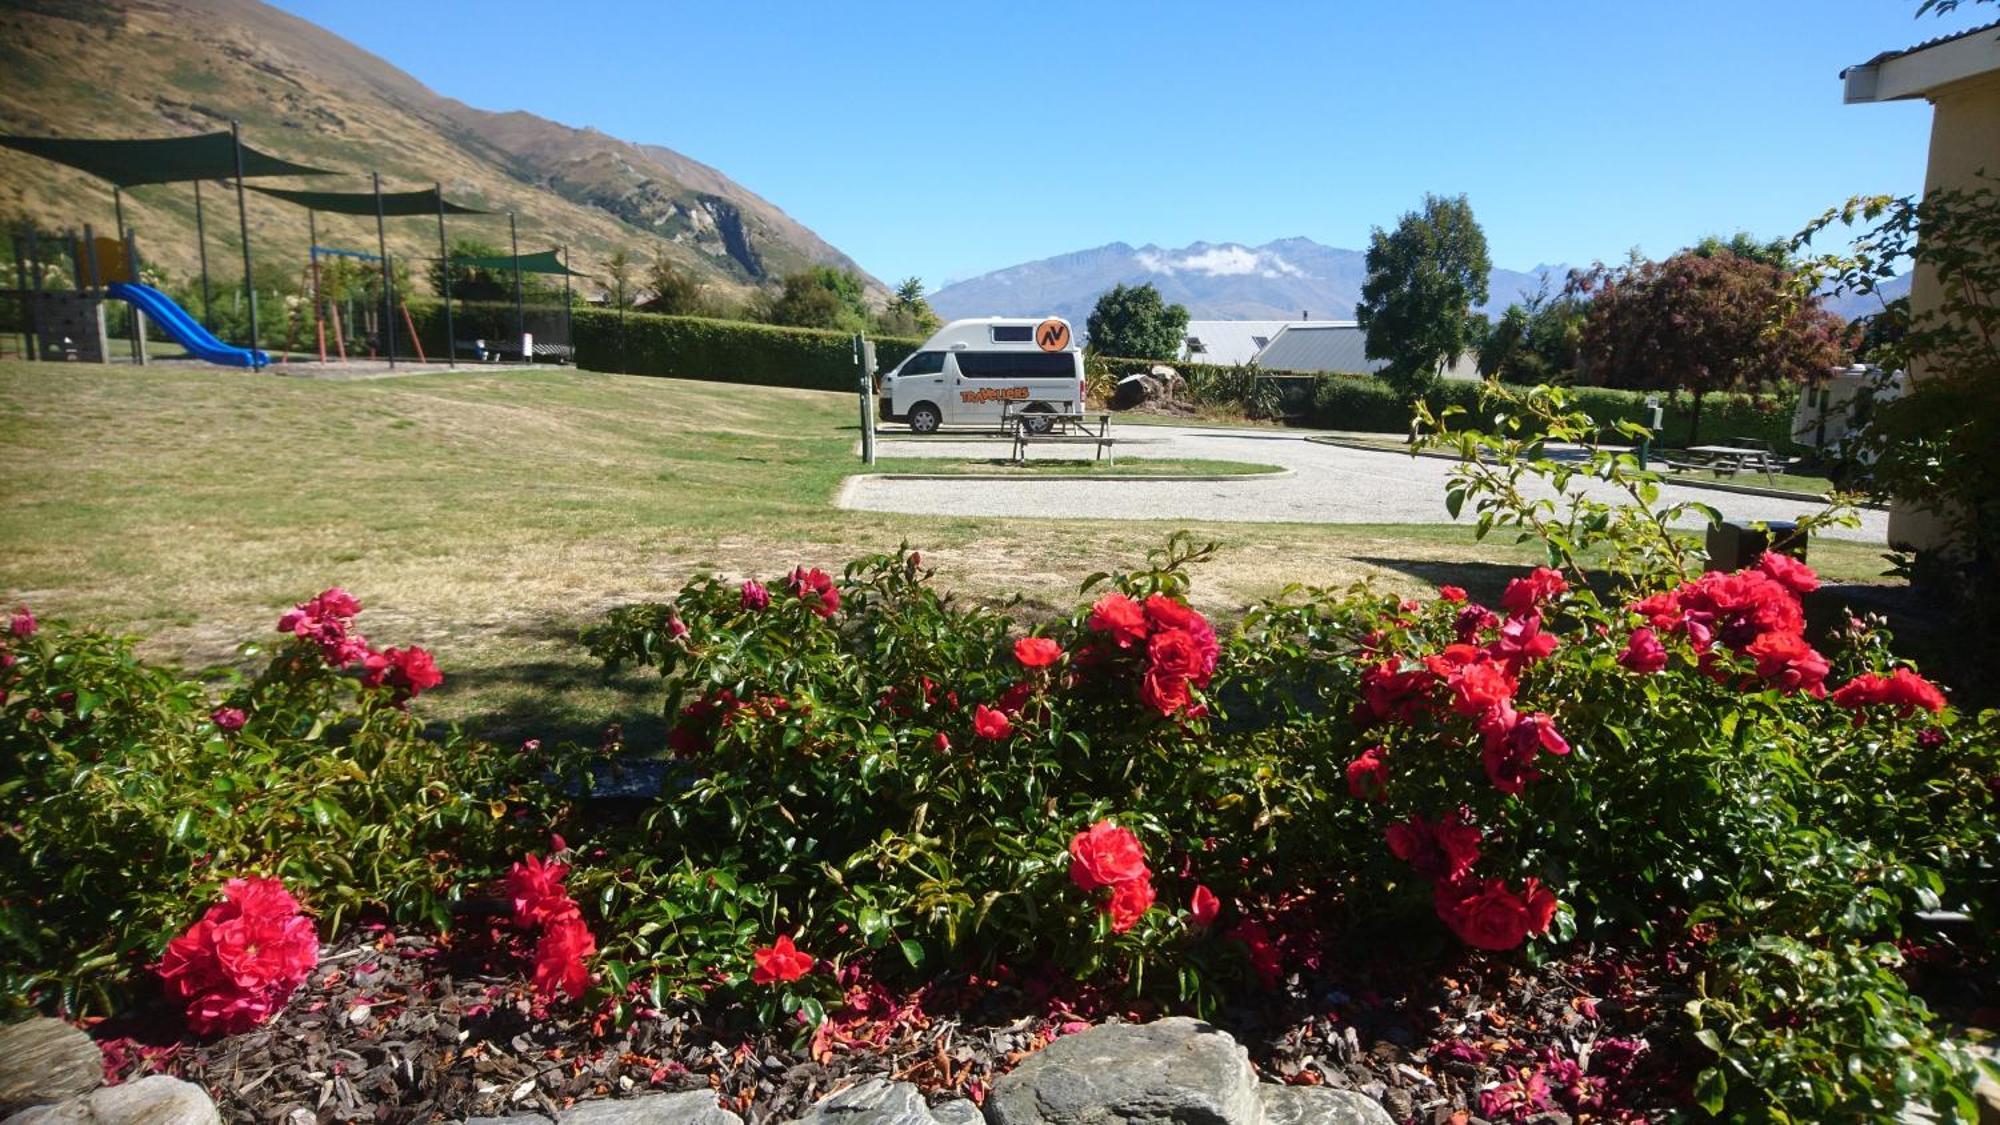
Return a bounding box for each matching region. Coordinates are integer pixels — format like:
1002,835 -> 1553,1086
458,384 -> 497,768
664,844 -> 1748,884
1890,70 -> 2000,548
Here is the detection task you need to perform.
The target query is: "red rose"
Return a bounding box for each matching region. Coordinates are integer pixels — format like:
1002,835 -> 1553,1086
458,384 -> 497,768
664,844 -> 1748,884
532,915 -> 596,1001
1486,612 -> 1559,676
1346,746 -> 1390,801
1140,668 -> 1192,715
1068,820 -> 1149,891
1438,585 -> 1468,603
972,704 -> 1013,740
277,587 -> 369,668
740,580 -> 770,610
505,853 -> 575,929
361,645 -> 443,705
1228,920 -> 1283,989
786,567 -> 841,618
1617,628 -> 1668,674
1357,659 -> 1439,726
8,605 -> 35,638
1106,877 -> 1156,933
1833,668 -> 1946,716
1499,567 -> 1568,615
1384,811 -> 1482,881
1189,885 -> 1221,929
1434,877 -> 1531,951
157,877 -> 319,1036
932,732 -> 951,752
1746,632 -> 1829,697
1143,596 -> 1219,683
1455,604 -> 1501,642
1086,593 -> 1149,648
211,706 -> 247,732
751,933 -> 814,984
1447,660 -> 1517,717
1521,877 -> 1559,934
1755,552 -> 1819,595
1014,636 -> 1062,669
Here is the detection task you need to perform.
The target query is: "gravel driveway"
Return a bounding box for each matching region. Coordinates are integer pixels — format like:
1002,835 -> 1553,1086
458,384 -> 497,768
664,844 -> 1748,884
841,426 -> 1886,543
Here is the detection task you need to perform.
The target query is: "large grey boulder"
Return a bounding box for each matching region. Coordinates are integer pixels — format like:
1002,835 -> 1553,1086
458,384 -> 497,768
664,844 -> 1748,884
465,1090 -> 745,1125
1256,1086 -> 1394,1125
790,1080 -> 950,1125
563,1090 -> 745,1125
0,1018 -> 102,1117
987,1018 -> 1261,1125
3,1075 -> 220,1125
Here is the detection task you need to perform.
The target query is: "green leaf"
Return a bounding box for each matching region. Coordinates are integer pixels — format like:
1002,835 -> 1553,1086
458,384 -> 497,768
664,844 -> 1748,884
1693,1067 -> 1728,1116
899,938 -> 926,970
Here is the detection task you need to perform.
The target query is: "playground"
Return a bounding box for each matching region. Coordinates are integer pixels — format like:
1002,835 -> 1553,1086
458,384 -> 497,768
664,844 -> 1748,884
0,128 -> 583,372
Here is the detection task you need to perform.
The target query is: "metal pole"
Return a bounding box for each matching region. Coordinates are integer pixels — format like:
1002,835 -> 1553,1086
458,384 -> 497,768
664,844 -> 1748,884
112,186 -> 125,249
617,272 -> 625,373
15,231 -> 36,360
112,185 -> 141,358
435,183 -> 454,368
309,210 -> 324,363
374,172 -> 396,369
193,178 -> 213,329
509,211 -> 523,360
561,245 -> 572,364
230,121 -> 261,369
124,224 -> 146,366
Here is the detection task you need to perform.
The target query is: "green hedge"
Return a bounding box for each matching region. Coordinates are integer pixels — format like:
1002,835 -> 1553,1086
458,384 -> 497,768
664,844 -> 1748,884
1092,356 -> 1803,451
574,309 -> 920,393
397,305 -> 923,393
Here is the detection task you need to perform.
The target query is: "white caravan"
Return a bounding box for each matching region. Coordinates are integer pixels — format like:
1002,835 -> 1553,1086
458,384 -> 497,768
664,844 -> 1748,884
879,317 -> 1085,433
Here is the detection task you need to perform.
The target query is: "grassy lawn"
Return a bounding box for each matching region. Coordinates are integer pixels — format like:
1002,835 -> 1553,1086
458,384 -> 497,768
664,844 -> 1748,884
865,456 -> 1282,477
0,361 -> 1899,746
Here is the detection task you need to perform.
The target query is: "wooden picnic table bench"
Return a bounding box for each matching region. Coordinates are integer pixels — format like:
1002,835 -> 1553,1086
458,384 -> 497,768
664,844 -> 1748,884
1662,444 -> 1799,484
1007,410 -> 1117,465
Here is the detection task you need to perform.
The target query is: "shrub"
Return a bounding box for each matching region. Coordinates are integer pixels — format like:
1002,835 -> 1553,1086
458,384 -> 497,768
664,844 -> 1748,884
571,310 -> 919,392
0,593 -> 569,1017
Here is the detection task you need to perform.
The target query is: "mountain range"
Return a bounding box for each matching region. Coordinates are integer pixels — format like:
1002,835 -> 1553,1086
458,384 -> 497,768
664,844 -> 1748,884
929,238 -> 1906,329
929,238 -> 1569,329
0,0 -> 879,300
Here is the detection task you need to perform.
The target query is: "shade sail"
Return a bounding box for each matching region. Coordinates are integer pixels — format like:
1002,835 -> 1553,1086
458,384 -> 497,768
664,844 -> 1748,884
0,131 -> 330,186
450,249 -> 584,276
248,184 -> 489,216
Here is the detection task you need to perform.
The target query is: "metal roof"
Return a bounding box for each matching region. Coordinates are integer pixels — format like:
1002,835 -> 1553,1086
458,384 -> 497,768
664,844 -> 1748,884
1249,323 -> 1386,374
1180,320 -> 1301,367
1846,18 -> 2000,74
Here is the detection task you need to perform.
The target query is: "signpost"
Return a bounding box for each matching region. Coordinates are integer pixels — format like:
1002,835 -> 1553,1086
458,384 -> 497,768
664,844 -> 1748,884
854,333 -> 877,465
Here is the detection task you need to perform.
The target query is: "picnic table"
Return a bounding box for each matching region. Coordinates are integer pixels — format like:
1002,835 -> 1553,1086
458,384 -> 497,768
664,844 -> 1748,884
1661,443 -> 1795,484
1000,405 -> 1117,465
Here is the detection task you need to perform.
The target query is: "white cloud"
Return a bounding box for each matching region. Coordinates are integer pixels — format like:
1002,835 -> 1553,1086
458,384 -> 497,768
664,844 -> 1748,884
1135,246 -> 1305,279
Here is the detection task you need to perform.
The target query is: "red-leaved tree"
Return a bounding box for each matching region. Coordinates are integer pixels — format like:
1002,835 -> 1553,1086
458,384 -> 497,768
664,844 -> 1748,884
1568,251 -> 1851,444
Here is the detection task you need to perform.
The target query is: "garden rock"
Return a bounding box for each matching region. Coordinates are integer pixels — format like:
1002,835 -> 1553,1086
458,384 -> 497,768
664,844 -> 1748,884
463,1091 -> 744,1125
563,1090 -> 745,1125
789,1080 -> 950,1125
987,1018 -> 1261,1125
1257,1086 -> 1394,1125
3,1075 -> 220,1125
0,1018 -> 103,1116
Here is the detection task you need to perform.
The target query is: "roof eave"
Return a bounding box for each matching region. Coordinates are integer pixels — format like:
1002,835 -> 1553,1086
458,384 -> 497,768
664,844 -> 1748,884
1843,24 -> 2000,103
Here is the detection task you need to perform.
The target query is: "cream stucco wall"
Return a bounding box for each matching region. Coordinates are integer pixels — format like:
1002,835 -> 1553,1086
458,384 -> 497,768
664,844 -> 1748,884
1887,70 -> 2000,550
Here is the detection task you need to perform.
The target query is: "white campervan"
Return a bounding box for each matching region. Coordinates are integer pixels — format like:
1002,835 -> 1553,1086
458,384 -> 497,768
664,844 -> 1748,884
879,317 -> 1085,433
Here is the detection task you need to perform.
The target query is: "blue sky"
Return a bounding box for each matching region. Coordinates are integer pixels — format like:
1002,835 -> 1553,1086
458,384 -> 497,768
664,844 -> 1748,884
273,0 -> 1983,287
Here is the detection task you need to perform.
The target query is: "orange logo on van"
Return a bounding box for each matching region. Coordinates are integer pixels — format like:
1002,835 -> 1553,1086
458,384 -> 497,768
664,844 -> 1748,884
961,387 -> 1030,404
1035,319 -> 1071,352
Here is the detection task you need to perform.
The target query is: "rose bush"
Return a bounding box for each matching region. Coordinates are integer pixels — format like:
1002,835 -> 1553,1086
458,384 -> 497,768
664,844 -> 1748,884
4,384 -> 1994,1117
0,591 -> 573,1017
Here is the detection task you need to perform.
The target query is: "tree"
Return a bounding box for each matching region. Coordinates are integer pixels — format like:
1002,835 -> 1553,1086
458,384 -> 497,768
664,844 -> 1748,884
1691,232 -> 1793,271
1570,249 -> 1850,443
604,250 -> 635,310
1355,193 -> 1492,398
1085,282 -> 1189,359
878,276 -> 940,336
1477,281 -> 1584,384
641,255 -> 709,317
758,266 -> 871,332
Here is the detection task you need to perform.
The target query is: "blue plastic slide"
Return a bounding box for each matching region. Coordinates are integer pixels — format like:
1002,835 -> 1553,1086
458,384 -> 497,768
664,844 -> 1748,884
106,282 -> 270,369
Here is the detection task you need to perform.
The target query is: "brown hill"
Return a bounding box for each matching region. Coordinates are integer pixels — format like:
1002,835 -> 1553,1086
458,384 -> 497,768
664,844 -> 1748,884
0,0 -> 880,301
